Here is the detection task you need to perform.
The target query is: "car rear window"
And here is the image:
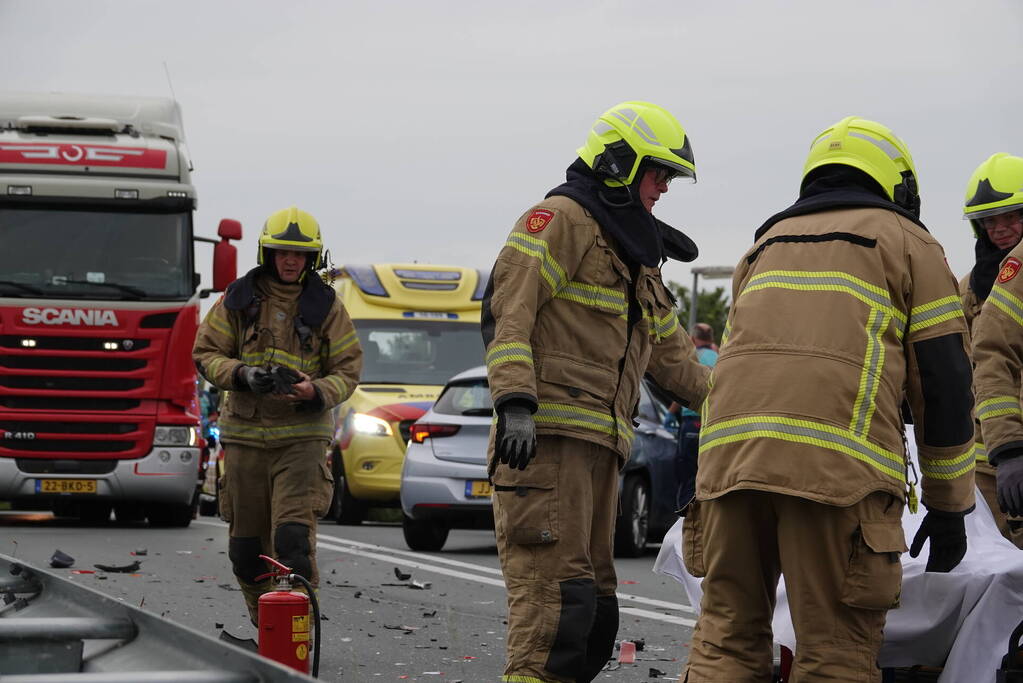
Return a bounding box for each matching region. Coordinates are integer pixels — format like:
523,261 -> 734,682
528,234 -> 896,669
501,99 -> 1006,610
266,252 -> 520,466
433,379 -> 493,416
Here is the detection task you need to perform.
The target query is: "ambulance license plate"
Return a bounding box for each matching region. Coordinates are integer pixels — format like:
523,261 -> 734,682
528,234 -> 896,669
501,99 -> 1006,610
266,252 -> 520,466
36,479 -> 97,494
465,480 -> 492,498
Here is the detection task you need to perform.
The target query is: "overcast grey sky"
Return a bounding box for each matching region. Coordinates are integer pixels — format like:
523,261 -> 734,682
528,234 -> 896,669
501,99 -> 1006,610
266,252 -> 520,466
3,0 -> 1021,298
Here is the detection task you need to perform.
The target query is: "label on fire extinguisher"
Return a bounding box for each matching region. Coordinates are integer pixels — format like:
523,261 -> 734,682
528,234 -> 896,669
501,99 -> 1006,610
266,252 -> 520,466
296,643 -> 308,661
292,614 -> 310,642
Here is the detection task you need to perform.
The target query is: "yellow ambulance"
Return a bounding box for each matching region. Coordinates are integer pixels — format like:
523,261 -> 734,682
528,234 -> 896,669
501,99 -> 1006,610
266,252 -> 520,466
326,264 -> 486,523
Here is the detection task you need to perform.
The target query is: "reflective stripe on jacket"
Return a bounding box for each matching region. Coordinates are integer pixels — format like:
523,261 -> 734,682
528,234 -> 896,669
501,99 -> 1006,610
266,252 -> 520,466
699,207 -> 975,511
193,273 -> 363,448
483,195 -> 710,459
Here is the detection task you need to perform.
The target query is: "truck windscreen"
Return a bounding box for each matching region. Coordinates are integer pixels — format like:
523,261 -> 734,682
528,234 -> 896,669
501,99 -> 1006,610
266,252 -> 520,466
353,320 -> 484,386
0,207 -> 192,299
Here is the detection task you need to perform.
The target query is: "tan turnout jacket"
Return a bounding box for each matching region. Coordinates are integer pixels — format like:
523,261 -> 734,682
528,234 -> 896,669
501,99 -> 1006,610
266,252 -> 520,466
698,206 -> 975,512
193,272 -> 362,448
483,195 -> 710,459
973,245 -> 1023,463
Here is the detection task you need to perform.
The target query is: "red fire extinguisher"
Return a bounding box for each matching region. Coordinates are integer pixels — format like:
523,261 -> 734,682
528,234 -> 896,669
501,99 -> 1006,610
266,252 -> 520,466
255,554 -> 321,677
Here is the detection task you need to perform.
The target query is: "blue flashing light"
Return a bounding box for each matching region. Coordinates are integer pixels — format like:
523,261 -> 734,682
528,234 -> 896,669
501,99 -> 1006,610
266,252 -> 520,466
345,264 -> 389,297
472,269 -> 490,301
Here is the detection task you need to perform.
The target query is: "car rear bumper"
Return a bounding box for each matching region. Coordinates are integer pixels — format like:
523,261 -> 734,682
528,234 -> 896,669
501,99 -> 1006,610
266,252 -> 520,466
400,442 -> 491,521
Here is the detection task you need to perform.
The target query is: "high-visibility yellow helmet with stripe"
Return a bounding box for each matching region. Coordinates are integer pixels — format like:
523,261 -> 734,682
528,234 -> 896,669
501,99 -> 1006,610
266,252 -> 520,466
258,206 -> 323,269
802,116 -> 919,213
577,101 -> 696,187
963,153 -> 1023,236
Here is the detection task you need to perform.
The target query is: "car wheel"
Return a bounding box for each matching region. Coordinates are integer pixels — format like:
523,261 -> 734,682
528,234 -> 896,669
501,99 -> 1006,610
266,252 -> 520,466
146,502 -> 194,528
114,503 -> 146,523
615,475 -> 649,558
402,514 -> 449,552
333,464 -> 367,526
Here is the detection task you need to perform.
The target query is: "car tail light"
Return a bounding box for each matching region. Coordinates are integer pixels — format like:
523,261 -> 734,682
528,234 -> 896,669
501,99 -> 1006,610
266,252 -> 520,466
409,423 -> 461,444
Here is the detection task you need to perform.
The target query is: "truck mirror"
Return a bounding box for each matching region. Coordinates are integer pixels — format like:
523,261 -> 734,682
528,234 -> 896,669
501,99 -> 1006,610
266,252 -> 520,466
218,218 -> 242,241
212,240 -> 237,292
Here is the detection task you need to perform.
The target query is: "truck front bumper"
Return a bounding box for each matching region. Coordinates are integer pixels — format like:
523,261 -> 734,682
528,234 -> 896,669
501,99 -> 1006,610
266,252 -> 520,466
0,446 -> 200,506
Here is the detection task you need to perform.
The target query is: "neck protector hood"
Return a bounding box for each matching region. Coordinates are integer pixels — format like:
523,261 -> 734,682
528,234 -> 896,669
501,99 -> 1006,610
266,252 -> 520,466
970,230 -> 1012,301
755,165 -> 929,242
223,266 -> 336,329
545,159 -> 697,267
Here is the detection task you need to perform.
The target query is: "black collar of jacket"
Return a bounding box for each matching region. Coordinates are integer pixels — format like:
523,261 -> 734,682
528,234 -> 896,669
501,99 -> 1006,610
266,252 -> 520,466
223,266 -> 336,329
970,231 -> 1012,301
545,158 -> 699,266
755,176 -> 929,242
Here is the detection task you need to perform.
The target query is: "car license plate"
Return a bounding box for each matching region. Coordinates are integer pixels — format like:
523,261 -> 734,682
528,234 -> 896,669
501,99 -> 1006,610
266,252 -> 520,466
465,480 -> 492,498
36,479 -> 97,494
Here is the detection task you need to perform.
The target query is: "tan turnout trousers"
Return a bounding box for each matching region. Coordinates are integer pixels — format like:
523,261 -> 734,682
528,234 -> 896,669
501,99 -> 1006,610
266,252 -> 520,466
684,490 -> 906,683
492,435 -> 621,683
219,440 -> 334,623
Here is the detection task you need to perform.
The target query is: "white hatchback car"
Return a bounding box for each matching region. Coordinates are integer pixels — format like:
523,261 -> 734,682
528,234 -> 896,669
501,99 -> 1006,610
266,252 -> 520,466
399,366 -> 494,551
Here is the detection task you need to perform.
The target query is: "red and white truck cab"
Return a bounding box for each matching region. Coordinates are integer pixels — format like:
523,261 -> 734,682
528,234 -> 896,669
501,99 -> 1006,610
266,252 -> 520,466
0,93 -> 239,526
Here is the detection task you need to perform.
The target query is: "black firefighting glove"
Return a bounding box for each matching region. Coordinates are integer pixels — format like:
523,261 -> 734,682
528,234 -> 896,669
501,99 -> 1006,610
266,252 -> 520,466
269,366 -> 302,395
495,403 -> 536,471
997,454 -> 1023,517
236,365 -> 274,394
909,506 -> 969,573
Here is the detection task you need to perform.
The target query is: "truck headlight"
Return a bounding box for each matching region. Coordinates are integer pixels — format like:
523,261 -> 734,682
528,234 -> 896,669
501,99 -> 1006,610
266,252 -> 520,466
352,413 -> 393,437
154,425 -> 198,446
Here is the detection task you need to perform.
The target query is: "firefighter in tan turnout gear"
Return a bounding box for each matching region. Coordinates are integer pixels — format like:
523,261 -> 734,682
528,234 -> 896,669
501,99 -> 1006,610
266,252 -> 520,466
969,200 -> 1023,537
685,118 -> 976,682
193,206 -> 362,624
483,101 -> 711,683
960,153 -> 1023,548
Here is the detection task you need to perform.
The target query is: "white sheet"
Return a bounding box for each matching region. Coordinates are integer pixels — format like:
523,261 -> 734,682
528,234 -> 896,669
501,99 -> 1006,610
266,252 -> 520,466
652,434 -> 1023,681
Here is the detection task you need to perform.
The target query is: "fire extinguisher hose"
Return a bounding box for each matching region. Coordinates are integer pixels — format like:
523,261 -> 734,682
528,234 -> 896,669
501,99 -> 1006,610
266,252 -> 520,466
290,573 -> 321,678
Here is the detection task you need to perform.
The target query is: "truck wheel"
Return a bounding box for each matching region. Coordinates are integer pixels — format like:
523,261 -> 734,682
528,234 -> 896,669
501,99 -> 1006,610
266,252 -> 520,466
331,453 -> 367,525
79,502 -> 112,524
198,495 -> 218,517
402,514 -> 449,551
614,475 -> 649,558
146,502 -> 193,528
114,503 -> 146,523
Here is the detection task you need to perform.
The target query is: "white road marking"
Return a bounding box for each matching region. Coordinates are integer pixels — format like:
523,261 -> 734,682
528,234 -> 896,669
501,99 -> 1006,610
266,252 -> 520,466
194,519 -> 696,625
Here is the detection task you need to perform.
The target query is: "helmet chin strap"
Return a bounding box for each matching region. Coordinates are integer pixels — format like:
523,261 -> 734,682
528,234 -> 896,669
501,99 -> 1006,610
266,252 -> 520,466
598,184 -> 635,208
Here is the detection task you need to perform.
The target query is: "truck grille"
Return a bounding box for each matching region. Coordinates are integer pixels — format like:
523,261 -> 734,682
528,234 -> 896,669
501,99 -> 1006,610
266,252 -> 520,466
0,356 -> 146,371
9,439 -> 134,453
0,376 -> 143,392
0,420 -> 138,435
0,417 -> 150,458
0,397 -> 141,411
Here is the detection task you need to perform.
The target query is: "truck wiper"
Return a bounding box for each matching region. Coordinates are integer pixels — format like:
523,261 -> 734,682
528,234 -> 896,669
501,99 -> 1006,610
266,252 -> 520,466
58,279 -> 146,298
0,280 -> 44,295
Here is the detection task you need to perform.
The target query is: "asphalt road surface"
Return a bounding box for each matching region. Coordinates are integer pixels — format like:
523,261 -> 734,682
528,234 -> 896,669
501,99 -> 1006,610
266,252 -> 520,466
0,509 -> 697,682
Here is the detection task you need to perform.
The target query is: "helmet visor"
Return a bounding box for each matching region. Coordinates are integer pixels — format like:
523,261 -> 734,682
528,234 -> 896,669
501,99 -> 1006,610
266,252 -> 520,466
963,203 -> 1023,220
645,159 -> 696,185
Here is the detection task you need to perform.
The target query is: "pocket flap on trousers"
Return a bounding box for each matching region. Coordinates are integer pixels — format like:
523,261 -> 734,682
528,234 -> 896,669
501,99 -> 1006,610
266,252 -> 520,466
860,520 -> 907,553
491,462 -> 557,489
539,357 -> 615,402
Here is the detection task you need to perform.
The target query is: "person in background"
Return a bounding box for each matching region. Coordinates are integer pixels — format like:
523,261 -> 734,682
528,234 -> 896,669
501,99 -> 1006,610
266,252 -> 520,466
193,206 -> 362,626
959,153 -> 1023,548
666,322 -> 719,509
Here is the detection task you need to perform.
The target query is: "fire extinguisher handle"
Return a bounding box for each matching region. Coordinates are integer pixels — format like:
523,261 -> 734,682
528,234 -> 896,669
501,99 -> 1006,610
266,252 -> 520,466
257,554 -> 293,578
